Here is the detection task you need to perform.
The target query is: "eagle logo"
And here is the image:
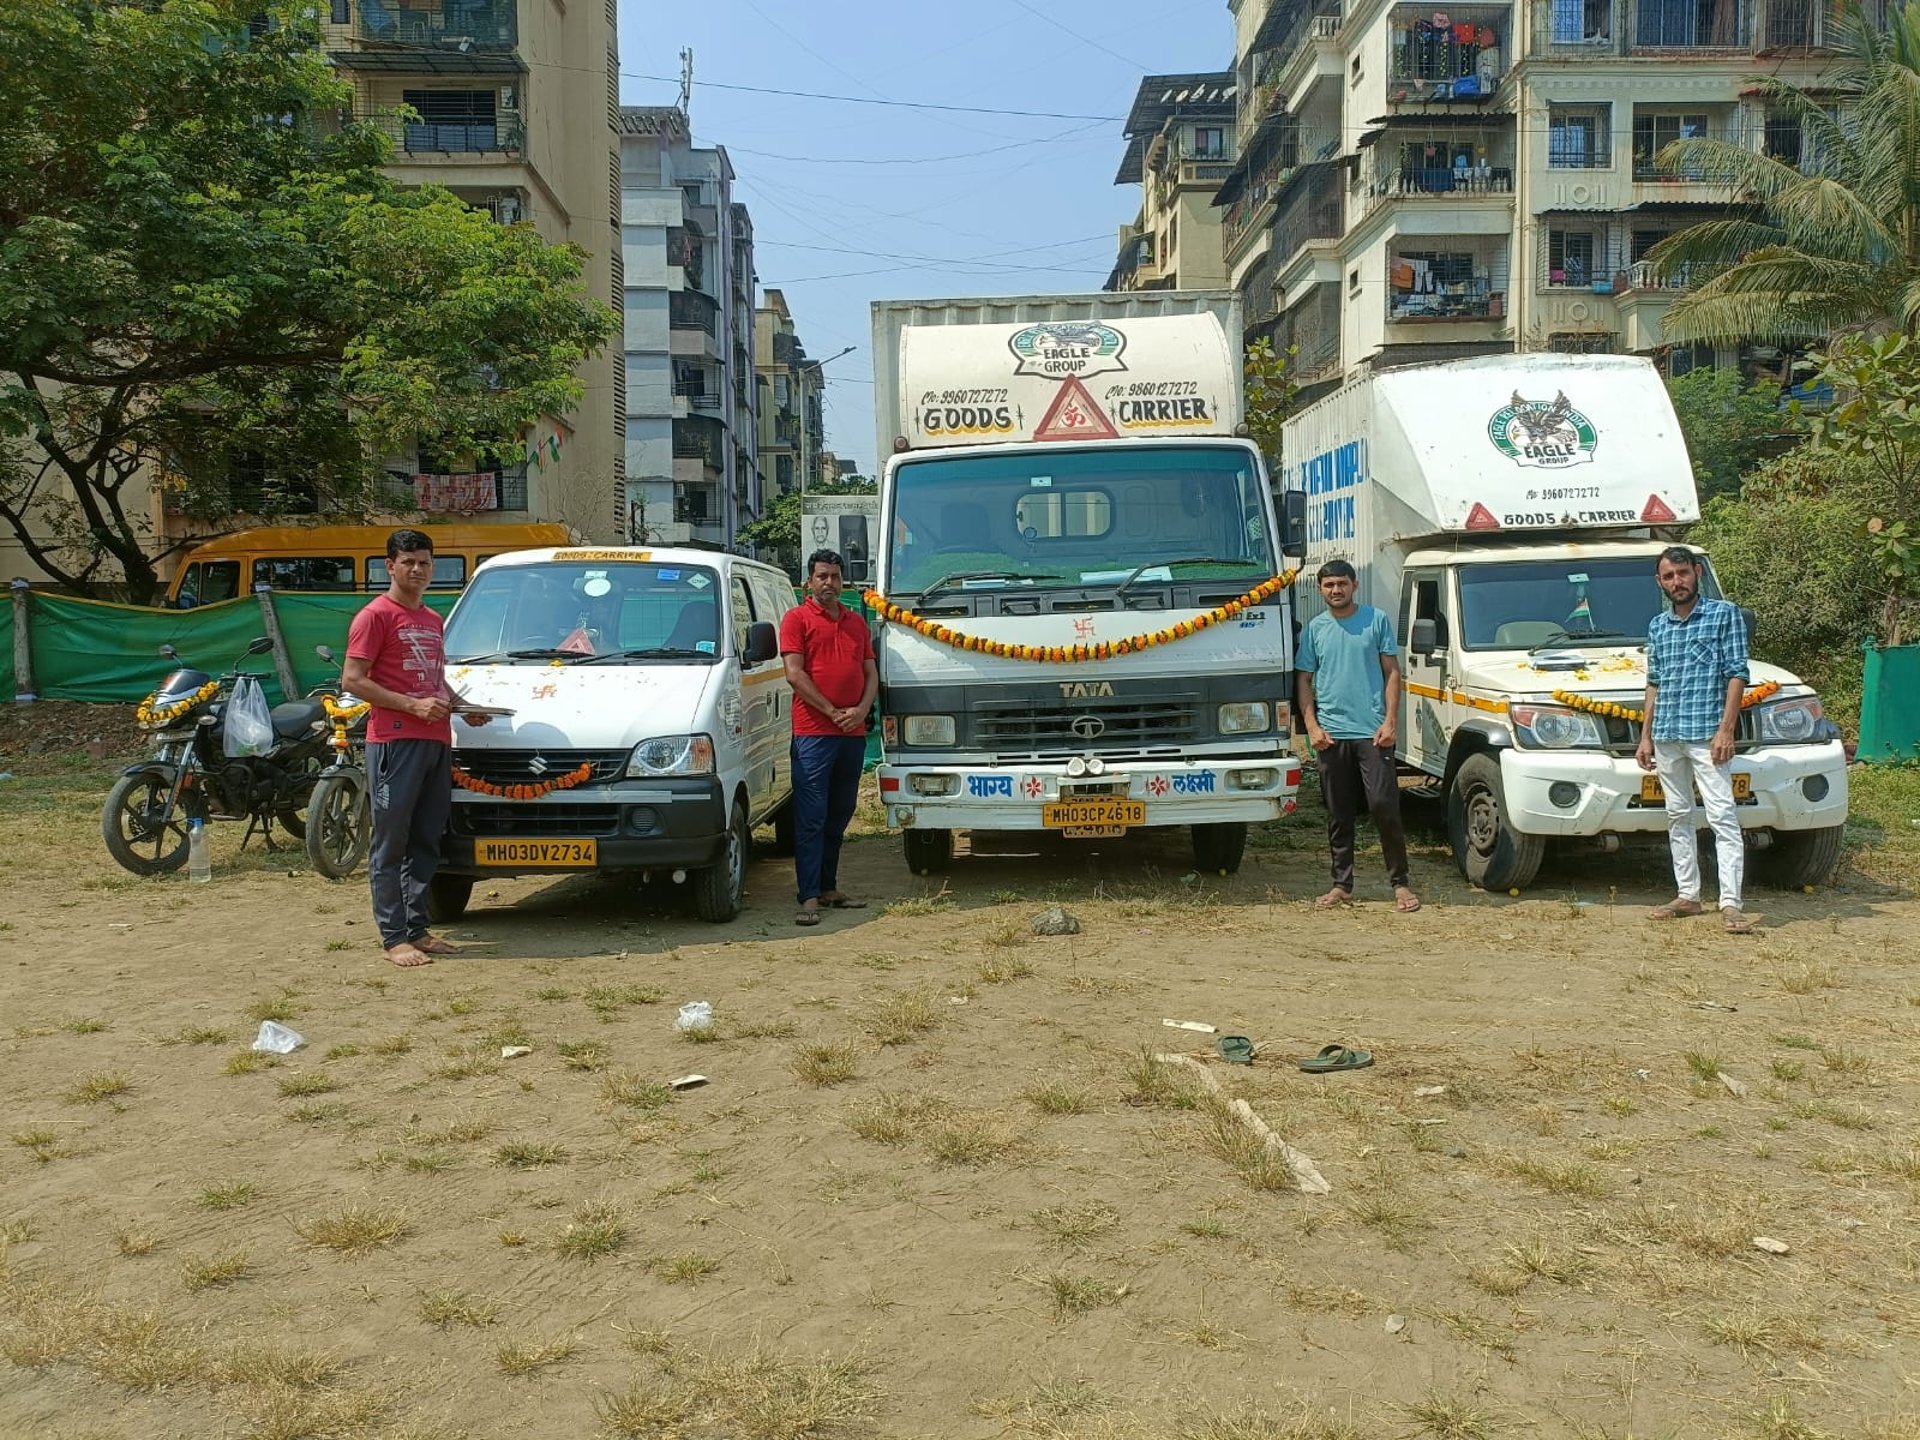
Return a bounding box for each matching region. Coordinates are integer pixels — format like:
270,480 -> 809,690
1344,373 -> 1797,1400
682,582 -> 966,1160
1487,390 -> 1599,469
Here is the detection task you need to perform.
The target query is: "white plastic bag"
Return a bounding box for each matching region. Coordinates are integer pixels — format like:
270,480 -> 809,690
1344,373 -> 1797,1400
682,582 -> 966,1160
675,1001 -> 714,1032
223,674 -> 273,757
252,1020 -> 305,1053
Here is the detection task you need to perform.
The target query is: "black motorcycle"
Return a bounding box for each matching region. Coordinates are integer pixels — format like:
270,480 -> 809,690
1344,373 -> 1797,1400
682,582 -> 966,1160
102,638 -> 334,875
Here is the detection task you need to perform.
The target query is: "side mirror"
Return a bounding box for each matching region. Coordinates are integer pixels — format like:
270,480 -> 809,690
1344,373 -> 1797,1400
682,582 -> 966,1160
744,621 -> 779,665
1410,618 -> 1439,657
247,636 -> 274,656
159,643 -> 179,660
1280,490 -> 1308,560
315,644 -> 336,664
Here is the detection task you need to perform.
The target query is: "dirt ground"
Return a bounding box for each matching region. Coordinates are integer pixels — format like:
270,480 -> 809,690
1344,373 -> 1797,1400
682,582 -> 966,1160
4,704 -> 1920,1440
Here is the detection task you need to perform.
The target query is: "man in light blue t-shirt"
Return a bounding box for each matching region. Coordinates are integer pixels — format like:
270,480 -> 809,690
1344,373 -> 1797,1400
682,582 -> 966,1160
1295,558 -> 1419,913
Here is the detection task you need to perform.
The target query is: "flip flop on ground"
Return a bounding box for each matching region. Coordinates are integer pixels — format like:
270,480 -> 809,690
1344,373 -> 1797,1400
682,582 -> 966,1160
1297,1044 -> 1373,1074
414,935 -> 463,956
1647,898 -> 1705,920
1314,888 -> 1353,910
1394,886 -> 1422,914
795,906 -> 821,927
1722,907 -> 1756,934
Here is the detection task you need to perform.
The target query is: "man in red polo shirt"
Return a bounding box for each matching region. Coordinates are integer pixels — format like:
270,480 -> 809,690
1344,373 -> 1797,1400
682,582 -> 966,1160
780,548 -> 878,926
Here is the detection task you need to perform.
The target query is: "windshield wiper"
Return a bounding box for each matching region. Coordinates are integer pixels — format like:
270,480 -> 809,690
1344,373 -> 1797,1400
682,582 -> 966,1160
1108,557 -> 1237,597
1528,628 -> 1630,654
573,647 -> 717,664
916,570 -> 1058,605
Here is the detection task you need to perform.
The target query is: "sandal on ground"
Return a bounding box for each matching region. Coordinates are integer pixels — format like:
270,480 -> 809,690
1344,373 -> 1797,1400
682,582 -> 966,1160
1394,888 -> 1422,914
1647,899 -> 1705,920
414,935 -> 463,956
1314,888 -> 1353,910
1297,1043 -> 1373,1074
794,907 -> 822,927
1722,907 -> 1756,935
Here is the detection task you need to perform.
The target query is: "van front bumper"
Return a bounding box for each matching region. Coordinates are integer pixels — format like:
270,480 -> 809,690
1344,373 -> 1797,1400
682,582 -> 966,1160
1499,741 -> 1849,838
440,780 -> 729,875
880,756 -> 1301,831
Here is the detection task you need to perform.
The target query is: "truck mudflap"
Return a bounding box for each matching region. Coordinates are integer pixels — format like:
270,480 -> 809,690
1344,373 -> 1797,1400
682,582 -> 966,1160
880,757 -> 1300,832
1498,741 -> 1848,838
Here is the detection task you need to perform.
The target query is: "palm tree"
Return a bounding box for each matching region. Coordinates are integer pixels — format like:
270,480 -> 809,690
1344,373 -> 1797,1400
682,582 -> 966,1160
1646,1 -> 1920,344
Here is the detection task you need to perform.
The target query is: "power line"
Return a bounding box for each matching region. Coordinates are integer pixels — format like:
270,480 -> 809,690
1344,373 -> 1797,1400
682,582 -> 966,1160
756,232 -> 1113,265
623,70 -> 1125,122
719,124 -> 1110,166
1000,0 -> 1160,73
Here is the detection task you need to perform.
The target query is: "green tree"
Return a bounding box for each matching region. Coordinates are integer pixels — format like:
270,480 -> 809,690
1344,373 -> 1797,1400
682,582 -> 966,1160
0,0 -> 616,601
1646,1 -> 1920,343
1665,366 -> 1793,501
1243,336 -> 1298,462
737,478 -> 877,579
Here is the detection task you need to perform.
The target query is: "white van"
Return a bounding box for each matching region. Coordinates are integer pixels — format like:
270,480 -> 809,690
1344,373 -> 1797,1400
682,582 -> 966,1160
426,547 -> 797,922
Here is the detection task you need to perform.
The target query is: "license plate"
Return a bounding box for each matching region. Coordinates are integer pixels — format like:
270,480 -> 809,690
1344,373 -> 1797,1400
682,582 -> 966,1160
1042,799 -> 1146,829
1640,774 -> 1752,802
1061,825 -> 1128,839
475,838 -> 598,867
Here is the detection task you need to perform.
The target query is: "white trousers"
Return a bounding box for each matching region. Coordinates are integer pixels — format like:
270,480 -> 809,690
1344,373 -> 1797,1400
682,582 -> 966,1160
1653,740 -> 1744,910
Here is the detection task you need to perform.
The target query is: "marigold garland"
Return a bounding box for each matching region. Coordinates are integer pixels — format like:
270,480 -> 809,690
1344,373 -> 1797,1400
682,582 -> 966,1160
1550,678 -> 1782,723
135,679 -> 220,729
862,570 -> 1299,663
322,696 -> 370,723
452,761 -> 593,800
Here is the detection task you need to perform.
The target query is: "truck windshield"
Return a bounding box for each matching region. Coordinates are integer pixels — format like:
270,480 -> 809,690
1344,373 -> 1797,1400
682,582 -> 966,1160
887,446 -> 1276,596
1457,557 -> 1724,650
444,562 -> 723,663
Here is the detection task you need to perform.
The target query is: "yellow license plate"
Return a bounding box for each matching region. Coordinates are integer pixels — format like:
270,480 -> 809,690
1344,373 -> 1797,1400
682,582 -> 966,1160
1061,825 -> 1128,839
1042,800 -> 1146,829
1640,774 -> 1752,802
475,838 -> 598,867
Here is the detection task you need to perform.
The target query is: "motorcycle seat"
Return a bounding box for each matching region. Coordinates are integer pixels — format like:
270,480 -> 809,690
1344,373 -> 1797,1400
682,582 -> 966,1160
270,699 -> 327,739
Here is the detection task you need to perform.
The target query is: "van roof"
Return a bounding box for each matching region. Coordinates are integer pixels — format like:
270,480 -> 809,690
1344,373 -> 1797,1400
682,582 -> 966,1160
476,546 -> 784,575
178,523 -> 572,558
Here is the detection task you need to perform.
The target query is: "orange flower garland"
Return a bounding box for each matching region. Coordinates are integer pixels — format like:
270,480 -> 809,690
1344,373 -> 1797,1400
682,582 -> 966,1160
135,679 -> 220,729
1550,678 -> 1781,723
862,571 -> 1298,663
452,762 -> 593,800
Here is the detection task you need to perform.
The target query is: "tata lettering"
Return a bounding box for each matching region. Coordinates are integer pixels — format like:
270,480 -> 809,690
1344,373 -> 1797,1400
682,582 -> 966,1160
1059,681 -> 1115,698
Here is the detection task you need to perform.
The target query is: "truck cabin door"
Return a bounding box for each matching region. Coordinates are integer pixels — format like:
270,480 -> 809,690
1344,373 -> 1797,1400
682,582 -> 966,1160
1397,569 -> 1451,778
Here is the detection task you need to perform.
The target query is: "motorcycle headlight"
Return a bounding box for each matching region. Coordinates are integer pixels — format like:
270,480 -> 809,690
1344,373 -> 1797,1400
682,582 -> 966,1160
901,715 -> 955,746
1218,702 -> 1271,735
1754,696 -> 1823,744
1511,703 -> 1605,749
626,733 -> 715,777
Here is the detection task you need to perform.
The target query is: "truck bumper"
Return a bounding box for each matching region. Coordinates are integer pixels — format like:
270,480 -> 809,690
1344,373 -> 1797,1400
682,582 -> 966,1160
880,757 -> 1301,831
439,781 -> 729,877
1500,741 -> 1849,838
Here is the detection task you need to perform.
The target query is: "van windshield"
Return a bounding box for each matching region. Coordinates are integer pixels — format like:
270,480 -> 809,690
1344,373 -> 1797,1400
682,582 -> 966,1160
1457,557 -> 1723,650
445,562 -> 724,663
886,445 -> 1276,596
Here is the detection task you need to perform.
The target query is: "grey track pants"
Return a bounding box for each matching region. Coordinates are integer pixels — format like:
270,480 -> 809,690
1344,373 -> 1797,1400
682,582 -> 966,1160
366,739 -> 452,949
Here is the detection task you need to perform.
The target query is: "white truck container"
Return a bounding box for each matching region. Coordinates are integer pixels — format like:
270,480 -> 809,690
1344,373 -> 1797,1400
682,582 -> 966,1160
1285,353 -> 1847,892
870,291 -> 1303,875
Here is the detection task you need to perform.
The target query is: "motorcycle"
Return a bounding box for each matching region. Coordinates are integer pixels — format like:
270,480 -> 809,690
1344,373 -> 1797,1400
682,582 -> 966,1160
102,637 -> 334,875
303,644 -> 373,880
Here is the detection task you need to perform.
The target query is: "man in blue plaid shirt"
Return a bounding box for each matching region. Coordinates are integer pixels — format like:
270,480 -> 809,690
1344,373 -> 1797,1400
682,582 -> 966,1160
1636,546 -> 1753,933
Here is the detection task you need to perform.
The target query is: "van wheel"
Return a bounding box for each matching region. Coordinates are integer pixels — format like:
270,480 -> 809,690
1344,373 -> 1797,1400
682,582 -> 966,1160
1191,823 -> 1247,876
693,802 -> 749,922
1752,824 -> 1844,890
426,874 -> 473,923
1447,753 -> 1544,892
903,828 -> 952,875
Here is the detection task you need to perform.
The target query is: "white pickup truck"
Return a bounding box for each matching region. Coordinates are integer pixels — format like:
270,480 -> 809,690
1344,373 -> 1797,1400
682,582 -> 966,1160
1284,353 -> 1848,892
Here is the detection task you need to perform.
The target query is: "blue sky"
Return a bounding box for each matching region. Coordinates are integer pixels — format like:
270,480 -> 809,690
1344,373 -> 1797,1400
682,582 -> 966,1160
618,0 -> 1235,474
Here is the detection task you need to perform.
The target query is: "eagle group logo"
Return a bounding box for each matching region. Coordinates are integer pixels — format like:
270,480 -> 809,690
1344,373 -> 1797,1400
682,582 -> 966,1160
1487,390 -> 1599,469
1008,322 -> 1127,379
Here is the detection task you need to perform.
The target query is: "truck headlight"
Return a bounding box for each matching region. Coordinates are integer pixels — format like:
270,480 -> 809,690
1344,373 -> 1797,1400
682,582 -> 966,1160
626,733 -> 715,777
901,715 -> 956,746
1511,704 -> 1605,749
1754,696 -> 1823,744
1218,702 -> 1270,735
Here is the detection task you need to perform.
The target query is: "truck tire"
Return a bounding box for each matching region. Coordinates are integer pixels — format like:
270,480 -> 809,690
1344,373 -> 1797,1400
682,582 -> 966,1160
1448,753 -> 1545,892
692,801 -> 749,922
426,874 -> 473,924
1752,824 -> 1844,890
903,828 -> 952,875
1191,822 -> 1247,876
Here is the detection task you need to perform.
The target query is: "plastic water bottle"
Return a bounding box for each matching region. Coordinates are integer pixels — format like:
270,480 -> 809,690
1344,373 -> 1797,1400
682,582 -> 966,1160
187,819 -> 211,884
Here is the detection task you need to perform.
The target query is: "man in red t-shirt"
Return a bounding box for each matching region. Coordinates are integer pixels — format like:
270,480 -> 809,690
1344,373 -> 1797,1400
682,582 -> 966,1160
780,548 -> 878,926
343,529 -> 490,967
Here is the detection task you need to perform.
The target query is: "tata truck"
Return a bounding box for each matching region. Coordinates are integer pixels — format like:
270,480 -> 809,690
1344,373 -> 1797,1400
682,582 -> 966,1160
869,291 -> 1303,876
1285,352 -> 1847,892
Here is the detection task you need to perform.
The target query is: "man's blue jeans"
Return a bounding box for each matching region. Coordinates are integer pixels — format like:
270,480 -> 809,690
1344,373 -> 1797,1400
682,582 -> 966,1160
792,734 -> 865,904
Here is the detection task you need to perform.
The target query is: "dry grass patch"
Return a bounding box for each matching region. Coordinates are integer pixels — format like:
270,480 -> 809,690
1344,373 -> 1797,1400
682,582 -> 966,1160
245,993 -> 301,1024
982,925 -> 1031,954
1400,1388 -> 1500,1439
1039,1269 -> 1127,1318
197,1180 -> 259,1211
846,1090 -> 949,1145
1122,1049 -> 1203,1110
922,1108 -> 1027,1166
212,1340 -> 346,1390
1025,1081 -> 1094,1116
1203,1105 -> 1294,1192
792,1042 -> 860,1088
224,1051 -> 281,1076
655,1250 -> 722,1284
861,989 -> 943,1046
583,984 -> 663,1021
275,1072 -> 337,1098
165,1025 -> 229,1046
1032,1202 -> 1121,1250
554,1202 -> 628,1262
227,1382 -> 391,1440
1493,1152 -> 1610,1199
65,1071 -> 132,1105
11,1126 -> 67,1164
296,1203 -> 411,1256
419,1290 -> 504,1329
369,1032 -> 413,1057
495,1332 -> 578,1377
979,953 -> 1034,984
182,1248 -> 253,1293
601,1070 -> 672,1111
496,1139 -> 569,1169
86,1307 -> 209,1392
600,1346 -> 881,1440
1702,1305 -> 1828,1359
556,1039 -> 609,1071
116,1227 -> 158,1258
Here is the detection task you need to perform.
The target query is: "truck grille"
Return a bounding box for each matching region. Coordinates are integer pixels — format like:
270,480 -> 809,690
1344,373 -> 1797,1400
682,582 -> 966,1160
970,694 -> 1198,756
1596,709 -> 1760,755
452,749 -> 629,786
451,802 -> 631,837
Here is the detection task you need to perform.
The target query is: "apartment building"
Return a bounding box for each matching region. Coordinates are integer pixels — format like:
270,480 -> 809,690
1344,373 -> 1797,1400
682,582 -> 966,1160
1217,0 -> 1849,403
755,291 -> 827,499
322,0 -> 624,537
618,107 -> 760,548
1105,74 -> 1238,292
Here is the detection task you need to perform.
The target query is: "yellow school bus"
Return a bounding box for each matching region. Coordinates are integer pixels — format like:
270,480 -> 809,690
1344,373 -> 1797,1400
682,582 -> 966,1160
163,523 -> 574,608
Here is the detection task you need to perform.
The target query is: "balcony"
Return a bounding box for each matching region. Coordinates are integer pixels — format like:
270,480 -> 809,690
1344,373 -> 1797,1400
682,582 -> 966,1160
363,111 -> 523,155
353,0 -> 517,51
772,332 -> 799,366
1107,234 -> 1162,291
409,464 -> 528,514
1388,240 -> 1508,324
1357,153 -> 1514,221
1387,7 -> 1508,105
1531,0 -> 1619,53
1269,164 -> 1345,271
667,228 -> 704,289
1279,284 -> 1342,385
669,290 -> 718,336
1629,0 -> 1749,50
